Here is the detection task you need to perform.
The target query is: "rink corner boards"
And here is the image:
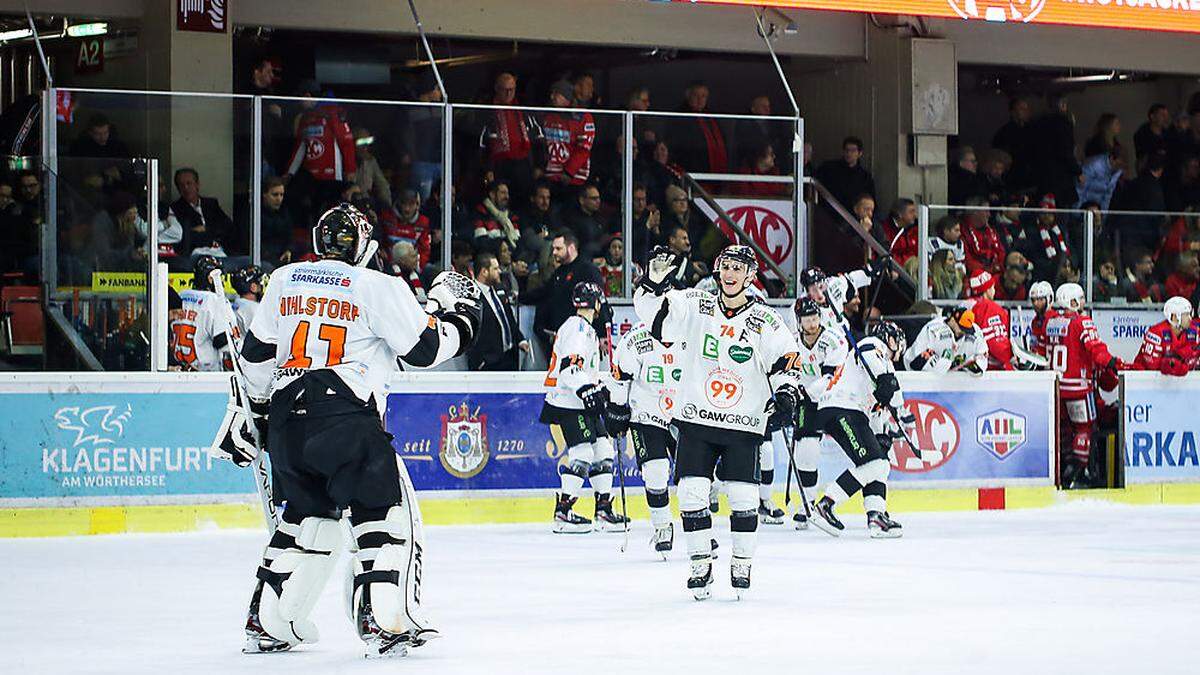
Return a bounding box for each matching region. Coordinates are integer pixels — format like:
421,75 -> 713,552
4,483 -> 1200,538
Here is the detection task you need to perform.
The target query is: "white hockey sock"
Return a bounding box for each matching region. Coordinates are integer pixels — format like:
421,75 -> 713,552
679,476 -> 713,558
727,481 -> 759,559
560,443 -> 591,497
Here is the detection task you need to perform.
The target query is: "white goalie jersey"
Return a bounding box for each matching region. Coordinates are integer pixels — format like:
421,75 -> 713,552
634,287 -> 800,436
903,318 -> 989,374
794,327 -> 850,398
611,323 -> 682,430
543,315 -> 602,411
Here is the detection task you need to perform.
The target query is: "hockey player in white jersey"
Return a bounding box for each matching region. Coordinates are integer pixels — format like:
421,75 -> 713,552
231,264 -> 267,333
171,255 -> 238,371
608,322 -> 681,556
800,263 -> 883,333
903,306 -> 988,374
216,203 -> 482,659
635,244 -> 802,599
811,320 -> 914,538
788,298 -> 849,529
541,281 -> 629,534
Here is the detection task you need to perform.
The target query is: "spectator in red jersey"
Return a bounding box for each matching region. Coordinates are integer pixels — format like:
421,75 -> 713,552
381,188 -> 432,269
482,72 -> 536,203
542,80 -> 595,190
1028,193 -> 1073,284
285,83 -> 357,183
1157,213 -> 1200,264
668,81 -> 729,174
736,142 -> 787,198
995,251 -> 1030,302
471,179 -> 521,255
876,198 -> 918,266
1134,296 -> 1198,375
1121,248 -> 1167,304
1166,251 -> 1200,300
966,269 -> 1014,370
960,196 -> 1006,277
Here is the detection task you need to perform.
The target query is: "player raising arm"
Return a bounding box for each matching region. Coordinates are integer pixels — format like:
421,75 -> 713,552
635,244 -> 801,600
217,203 -> 481,659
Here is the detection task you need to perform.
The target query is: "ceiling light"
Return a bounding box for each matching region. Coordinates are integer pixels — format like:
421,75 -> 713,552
67,23 -> 108,38
0,29 -> 33,42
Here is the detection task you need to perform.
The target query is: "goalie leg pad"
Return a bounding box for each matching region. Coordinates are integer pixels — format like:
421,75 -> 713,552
256,515 -> 342,645
349,504 -> 434,640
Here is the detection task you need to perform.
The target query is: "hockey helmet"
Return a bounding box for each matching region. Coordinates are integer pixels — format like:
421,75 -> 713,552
1055,283 -> 1085,314
794,297 -> 820,319
231,264 -> 267,298
313,203 -> 373,265
1029,280 -> 1054,303
800,267 -> 827,289
192,254 -> 222,292
714,244 -> 758,274
571,281 -> 605,310
1164,296 -> 1193,330
869,319 -> 907,358
948,305 -> 976,331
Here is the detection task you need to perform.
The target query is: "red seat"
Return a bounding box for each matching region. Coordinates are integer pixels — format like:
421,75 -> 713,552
2,285 -> 44,354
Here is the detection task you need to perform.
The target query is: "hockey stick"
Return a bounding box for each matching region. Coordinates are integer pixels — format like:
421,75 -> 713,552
210,269 -> 279,534
614,432 -> 630,553
784,424 -> 813,519
784,426 -> 794,510
839,322 -> 928,464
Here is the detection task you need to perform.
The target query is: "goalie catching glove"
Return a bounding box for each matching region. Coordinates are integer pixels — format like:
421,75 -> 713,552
211,377 -> 268,467
426,270 -> 483,354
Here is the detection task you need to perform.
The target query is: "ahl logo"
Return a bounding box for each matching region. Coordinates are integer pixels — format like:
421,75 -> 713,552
976,410 -> 1027,460
889,399 -> 960,473
439,402 -> 489,479
947,1 -> 1046,23
54,404 -> 133,446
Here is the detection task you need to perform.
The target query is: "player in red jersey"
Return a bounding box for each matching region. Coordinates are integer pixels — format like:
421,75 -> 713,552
965,270 -> 1014,370
1026,281 -> 1057,359
1042,283 -> 1126,488
1134,296 -> 1199,376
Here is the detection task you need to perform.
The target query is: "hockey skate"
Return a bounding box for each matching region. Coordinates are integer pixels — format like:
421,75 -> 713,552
809,497 -> 844,537
867,510 -> 903,539
650,522 -> 674,559
758,499 -> 785,525
242,581 -> 295,654
730,556 -> 752,600
594,493 -> 630,532
553,493 -> 592,534
357,601 -> 441,659
687,554 -> 714,600
792,509 -> 809,530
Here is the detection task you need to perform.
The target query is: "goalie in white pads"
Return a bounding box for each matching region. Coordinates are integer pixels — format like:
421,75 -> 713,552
608,322 -> 681,555
789,298 -> 849,528
220,203 -> 482,659
903,306 -> 988,374
811,320 -> 914,538
541,281 -> 630,533
635,244 -> 802,599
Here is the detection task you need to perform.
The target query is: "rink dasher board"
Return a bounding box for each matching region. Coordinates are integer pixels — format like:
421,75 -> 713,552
1122,371 -> 1200,484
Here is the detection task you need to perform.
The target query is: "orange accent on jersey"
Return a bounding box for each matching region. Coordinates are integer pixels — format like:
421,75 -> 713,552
171,323 -> 197,366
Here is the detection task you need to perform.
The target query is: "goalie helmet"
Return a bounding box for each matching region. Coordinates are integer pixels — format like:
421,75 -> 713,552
313,203 -> 373,265
1055,282 -> 1085,314
192,254 -> 222,292
869,319 -> 907,358
1164,296 -> 1193,330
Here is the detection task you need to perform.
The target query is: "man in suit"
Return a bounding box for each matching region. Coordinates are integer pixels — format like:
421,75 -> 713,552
170,167 -> 238,257
468,252 -> 530,371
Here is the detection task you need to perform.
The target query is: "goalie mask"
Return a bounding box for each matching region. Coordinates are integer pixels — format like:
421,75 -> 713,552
313,203 -> 373,266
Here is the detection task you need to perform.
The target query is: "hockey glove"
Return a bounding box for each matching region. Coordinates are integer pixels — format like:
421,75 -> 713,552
866,255 -> 891,280
771,383 -> 800,424
210,378 -> 261,467
640,246 -> 682,295
1161,355 -> 1190,377
577,383 -> 609,414
897,410 -> 918,446
605,401 -> 631,437
427,270 -> 483,351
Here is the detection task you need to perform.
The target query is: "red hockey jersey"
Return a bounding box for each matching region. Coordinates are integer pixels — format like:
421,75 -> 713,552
380,209 -> 432,268
1029,308 -> 1059,357
1044,311 -> 1118,400
542,111 -> 595,185
286,106 -> 357,181
968,296 -> 1013,370
1134,319 -> 1200,375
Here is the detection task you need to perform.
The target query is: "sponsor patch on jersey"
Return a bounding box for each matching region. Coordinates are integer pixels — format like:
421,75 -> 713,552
702,334 -> 720,360
635,337 -> 653,354
439,402 -> 489,479
976,409 -> 1027,460
744,314 -> 764,334
290,270 -> 352,288
670,367 -> 682,382
728,344 -> 753,364
681,403 -> 698,420
698,297 -> 716,316
646,365 -> 665,384
695,409 -> 760,427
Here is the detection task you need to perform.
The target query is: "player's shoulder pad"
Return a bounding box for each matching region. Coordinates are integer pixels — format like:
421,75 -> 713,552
857,336 -> 882,353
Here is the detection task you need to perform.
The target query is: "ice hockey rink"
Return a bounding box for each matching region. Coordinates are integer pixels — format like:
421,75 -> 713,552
3,502 -> 1197,674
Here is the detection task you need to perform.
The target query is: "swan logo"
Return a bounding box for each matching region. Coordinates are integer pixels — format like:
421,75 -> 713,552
54,405 -> 133,447
947,0 -> 1047,23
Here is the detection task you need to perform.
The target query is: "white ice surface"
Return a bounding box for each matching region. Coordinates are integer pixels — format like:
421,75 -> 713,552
3,503 -> 1199,674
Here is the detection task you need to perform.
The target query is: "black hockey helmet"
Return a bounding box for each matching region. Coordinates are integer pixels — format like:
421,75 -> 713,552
794,297 -> 820,319
868,319 -> 907,357
313,202 -> 373,265
800,266 -> 827,289
232,264 -> 267,297
572,281 -> 605,310
192,254 -> 222,292
714,244 -> 758,275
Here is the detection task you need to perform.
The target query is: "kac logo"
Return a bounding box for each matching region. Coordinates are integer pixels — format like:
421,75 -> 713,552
54,404 -> 133,447
889,399 -> 960,473
976,410 -> 1027,460
721,205 -> 793,266
946,0 -> 1046,23
439,402 -> 489,479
